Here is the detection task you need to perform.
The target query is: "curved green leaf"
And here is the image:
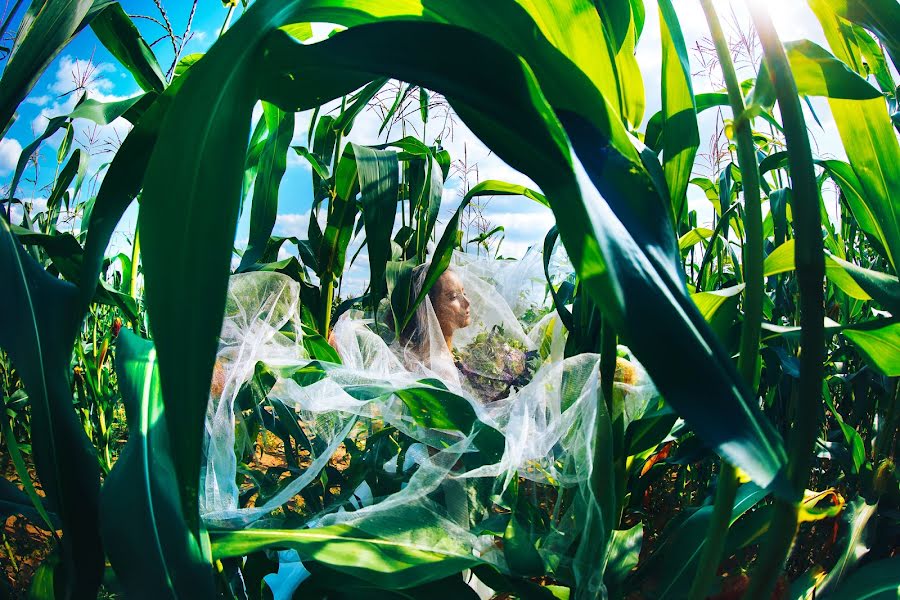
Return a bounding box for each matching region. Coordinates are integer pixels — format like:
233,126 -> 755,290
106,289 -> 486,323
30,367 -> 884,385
462,179 -> 549,208
210,522 -> 482,590
830,556 -> 900,600
239,102 -> 294,269
783,40 -> 882,100
808,0 -> 900,273
354,143 -> 399,307
102,330 -> 215,597
843,322 -> 900,376
764,239 -> 900,309
0,218 -> 103,597
820,0 -> 900,72
657,0 -> 699,227
90,1 -> 166,93
0,0 -> 92,129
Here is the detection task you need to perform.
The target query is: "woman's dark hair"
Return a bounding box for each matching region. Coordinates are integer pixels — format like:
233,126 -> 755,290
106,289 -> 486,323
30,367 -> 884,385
386,262 -> 447,349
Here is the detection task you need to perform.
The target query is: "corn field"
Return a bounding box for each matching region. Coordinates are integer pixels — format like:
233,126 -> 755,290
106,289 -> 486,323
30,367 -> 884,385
0,0 -> 898,598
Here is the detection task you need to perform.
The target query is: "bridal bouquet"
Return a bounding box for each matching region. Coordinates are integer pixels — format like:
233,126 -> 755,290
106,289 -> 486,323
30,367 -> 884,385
454,325 -> 540,402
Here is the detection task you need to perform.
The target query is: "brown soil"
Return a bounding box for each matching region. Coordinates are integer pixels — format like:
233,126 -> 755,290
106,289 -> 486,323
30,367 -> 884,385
1,455 -> 56,597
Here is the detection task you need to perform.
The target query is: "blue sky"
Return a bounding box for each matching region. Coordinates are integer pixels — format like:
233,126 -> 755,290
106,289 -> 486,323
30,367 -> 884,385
0,0 -> 865,293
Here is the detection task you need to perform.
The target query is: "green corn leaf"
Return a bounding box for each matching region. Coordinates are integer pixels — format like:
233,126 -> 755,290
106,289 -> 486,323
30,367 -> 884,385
826,253 -> 900,312
691,284 -> 745,321
241,114 -> 269,211
817,497 -> 878,594
292,146 -> 331,180
830,556 -> 900,600
1,405 -> 58,534
71,92 -> 152,125
334,77 -> 388,134
645,92 -> 725,152
851,24 -> 895,94
419,86 -> 429,123
761,153 -> 894,265
210,521 -> 482,590
317,144 -> 363,281
12,226 -> 139,322
819,159 -> 891,263
57,122 -> 74,163
593,0 -> 633,53
764,239 -> 900,310
769,40 -> 882,100
300,323 -> 342,363
504,484 -> 547,576
605,523 -> 643,597
820,0 -> 900,73
0,0 -> 93,129
240,102 -> 294,269
5,93 -> 146,207
0,218 -> 103,597
657,0 -> 699,227
614,14 -> 645,129
590,0 -> 643,127
822,383 -> 866,473
354,143 -> 399,308
0,475 -> 58,529
677,227 -> 713,252
90,1 -> 166,93
462,179 -> 550,208
101,330 -> 215,597
628,0 -> 645,40
410,155 -> 443,260
808,0 -> 900,274
174,53 -> 204,78
81,81 -> 179,316
843,322 -> 900,376
629,483 -> 767,598
46,148 -> 86,218
543,226 -> 574,332
624,403 -> 677,456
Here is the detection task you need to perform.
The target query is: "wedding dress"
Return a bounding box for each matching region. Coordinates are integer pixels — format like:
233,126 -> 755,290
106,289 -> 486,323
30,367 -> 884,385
200,249 -> 658,598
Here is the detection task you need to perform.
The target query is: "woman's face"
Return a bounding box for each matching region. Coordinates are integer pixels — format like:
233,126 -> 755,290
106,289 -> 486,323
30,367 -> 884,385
432,270 -> 471,333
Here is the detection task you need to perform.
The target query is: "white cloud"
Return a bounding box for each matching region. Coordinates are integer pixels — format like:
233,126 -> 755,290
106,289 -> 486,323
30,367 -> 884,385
24,95 -> 51,107
0,138 -> 22,175
275,211 -> 313,237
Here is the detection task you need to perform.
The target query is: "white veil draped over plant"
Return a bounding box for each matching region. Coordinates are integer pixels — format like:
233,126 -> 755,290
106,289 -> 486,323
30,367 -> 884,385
200,250 -> 658,598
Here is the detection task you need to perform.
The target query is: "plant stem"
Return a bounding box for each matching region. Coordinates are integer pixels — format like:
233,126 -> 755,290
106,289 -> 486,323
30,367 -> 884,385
129,223 -> 141,333
691,462 -> 740,598
745,3 -> 825,597
322,277 -> 334,339
600,318 -> 624,522
690,3 -> 767,597
129,224 -> 140,300
219,3 -> 235,38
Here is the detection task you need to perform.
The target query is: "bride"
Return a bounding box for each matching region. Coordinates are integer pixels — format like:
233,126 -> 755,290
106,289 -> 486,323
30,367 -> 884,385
201,250 -> 657,597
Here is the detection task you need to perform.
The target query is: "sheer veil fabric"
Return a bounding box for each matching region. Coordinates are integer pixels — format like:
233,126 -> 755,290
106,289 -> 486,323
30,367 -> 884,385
200,250 -> 658,597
